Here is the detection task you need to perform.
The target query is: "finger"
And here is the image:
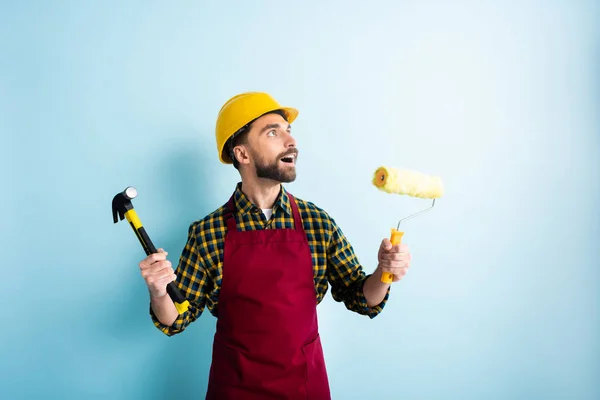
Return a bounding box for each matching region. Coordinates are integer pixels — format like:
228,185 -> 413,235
380,263 -> 410,274
140,252 -> 168,268
151,260 -> 173,273
380,260 -> 406,270
141,256 -> 167,271
145,266 -> 175,281
151,251 -> 168,262
139,259 -> 152,270
156,268 -> 176,280
379,253 -> 411,265
142,260 -> 173,277
391,243 -> 409,253
380,259 -> 404,269
155,274 -> 177,287
388,244 -> 410,253
393,260 -> 410,269
147,252 -> 169,266
147,273 -> 176,289
379,238 -> 392,251
380,252 -> 411,261
382,244 -> 402,253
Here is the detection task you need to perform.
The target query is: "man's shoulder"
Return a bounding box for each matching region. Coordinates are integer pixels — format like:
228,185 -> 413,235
187,204 -> 228,236
290,194 -> 335,225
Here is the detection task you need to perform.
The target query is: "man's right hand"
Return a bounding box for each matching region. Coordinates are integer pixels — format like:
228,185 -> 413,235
139,248 -> 176,299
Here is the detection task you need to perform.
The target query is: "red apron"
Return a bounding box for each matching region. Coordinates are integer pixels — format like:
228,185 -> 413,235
206,193 -> 331,400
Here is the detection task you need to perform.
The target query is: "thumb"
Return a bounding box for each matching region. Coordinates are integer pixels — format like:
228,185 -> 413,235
380,238 -> 392,251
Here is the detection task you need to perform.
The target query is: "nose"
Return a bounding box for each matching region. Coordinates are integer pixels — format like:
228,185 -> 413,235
286,133 -> 296,147
284,131 -> 296,148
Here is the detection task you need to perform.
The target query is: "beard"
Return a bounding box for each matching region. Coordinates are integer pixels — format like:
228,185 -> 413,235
254,152 -> 297,183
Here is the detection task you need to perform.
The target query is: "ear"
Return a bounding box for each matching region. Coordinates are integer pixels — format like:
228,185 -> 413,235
233,145 -> 251,166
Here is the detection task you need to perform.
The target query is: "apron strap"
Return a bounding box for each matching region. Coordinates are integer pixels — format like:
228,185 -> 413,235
224,195 -> 237,232
287,194 -> 305,233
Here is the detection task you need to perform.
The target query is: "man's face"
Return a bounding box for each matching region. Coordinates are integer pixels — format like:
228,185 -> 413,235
245,112 -> 298,183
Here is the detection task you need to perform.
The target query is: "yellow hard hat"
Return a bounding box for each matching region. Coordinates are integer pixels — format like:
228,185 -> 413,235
215,92 -> 299,164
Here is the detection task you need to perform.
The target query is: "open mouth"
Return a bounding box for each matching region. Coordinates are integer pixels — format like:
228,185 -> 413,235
280,153 -> 297,164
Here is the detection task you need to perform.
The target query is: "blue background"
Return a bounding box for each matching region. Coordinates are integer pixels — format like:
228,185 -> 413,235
2,1 -> 599,399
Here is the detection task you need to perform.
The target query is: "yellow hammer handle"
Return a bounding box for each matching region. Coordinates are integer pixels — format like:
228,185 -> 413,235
381,229 -> 404,283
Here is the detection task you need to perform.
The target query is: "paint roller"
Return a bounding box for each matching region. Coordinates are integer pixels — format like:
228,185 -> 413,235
372,166 -> 444,283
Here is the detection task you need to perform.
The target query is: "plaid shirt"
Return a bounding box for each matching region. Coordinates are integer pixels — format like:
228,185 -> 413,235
151,183 -> 390,335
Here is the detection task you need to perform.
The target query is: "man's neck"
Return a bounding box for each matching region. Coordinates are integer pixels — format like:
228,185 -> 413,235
239,177 -> 281,209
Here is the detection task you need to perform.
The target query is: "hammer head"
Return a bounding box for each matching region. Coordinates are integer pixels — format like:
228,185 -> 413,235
112,186 -> 138,223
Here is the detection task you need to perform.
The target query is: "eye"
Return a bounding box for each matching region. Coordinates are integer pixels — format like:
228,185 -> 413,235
267,130 -> 277,137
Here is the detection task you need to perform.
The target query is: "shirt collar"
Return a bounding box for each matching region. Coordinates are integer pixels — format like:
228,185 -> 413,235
233,182 -> 292,217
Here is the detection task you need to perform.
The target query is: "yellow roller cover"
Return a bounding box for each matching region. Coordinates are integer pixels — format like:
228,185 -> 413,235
373,166 -> 444,199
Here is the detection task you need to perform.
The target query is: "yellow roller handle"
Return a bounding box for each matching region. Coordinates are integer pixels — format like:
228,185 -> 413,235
381,229 -> 405,283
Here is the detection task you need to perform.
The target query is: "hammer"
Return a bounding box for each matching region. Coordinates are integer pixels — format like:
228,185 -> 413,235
112,186 -> 190,314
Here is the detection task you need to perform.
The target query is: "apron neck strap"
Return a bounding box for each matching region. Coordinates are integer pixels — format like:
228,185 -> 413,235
287,194 -> 304,232
225,196 -> 237,232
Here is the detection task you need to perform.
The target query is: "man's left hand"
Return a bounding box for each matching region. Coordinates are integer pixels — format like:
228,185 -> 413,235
377,238 -> 412,283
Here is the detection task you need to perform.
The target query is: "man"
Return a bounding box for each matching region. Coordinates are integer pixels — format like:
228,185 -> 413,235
139,92 -> 412,399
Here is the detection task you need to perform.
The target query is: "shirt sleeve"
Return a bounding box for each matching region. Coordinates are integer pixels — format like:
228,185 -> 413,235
326,220 -> 390,319
150,223 -> 210,336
